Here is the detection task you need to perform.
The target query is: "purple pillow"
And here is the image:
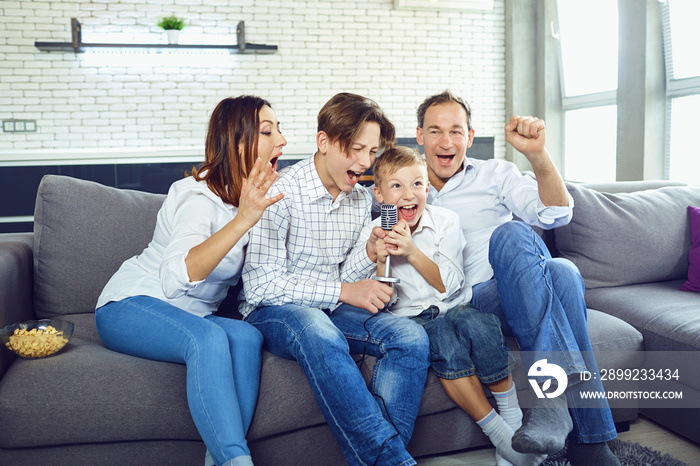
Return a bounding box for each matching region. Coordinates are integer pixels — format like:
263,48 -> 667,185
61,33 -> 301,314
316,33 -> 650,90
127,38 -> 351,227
681,205 -> 700,293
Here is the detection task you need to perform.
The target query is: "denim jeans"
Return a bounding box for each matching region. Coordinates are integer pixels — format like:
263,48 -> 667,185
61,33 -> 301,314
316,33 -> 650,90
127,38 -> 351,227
95,296 -> 262,466
245,303 -> 430,466
411,304 -> 514,383
471,221 -> 617,444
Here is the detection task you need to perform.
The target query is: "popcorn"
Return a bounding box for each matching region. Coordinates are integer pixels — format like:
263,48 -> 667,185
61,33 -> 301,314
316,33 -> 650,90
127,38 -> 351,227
4,325 -> 69,358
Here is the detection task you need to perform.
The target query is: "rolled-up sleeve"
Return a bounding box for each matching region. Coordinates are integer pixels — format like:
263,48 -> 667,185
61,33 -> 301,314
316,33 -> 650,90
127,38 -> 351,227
159,193 -> 212,299
340,205 -> 375,283
356,222 -> 378,279
499,164 -> 574,229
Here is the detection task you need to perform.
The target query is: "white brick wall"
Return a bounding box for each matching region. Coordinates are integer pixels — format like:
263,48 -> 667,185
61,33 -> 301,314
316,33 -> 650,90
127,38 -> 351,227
0,0 -> 506,158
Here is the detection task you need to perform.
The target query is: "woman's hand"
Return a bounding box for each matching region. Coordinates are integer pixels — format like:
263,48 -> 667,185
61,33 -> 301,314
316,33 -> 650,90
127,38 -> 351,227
184,158 -> 283,283
236,157 -> 285,231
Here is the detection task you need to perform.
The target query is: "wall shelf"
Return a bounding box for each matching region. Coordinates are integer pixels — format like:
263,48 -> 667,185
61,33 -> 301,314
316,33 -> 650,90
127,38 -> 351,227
34,19 -> 277,54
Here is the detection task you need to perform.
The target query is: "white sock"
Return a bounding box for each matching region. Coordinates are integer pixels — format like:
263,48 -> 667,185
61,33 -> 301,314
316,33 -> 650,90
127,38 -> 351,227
496,451 -> 515,466
204,449 -> 215,466
477,409 -> 546,466
492,383 -> 523,431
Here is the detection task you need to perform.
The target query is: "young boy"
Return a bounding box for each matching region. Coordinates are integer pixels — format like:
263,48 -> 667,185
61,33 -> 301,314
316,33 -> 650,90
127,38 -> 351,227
363,146 -> 546,466
241,94 -> 430,466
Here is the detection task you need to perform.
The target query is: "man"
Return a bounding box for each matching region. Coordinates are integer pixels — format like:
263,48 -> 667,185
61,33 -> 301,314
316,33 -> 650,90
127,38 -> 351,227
415,90 -> 620,466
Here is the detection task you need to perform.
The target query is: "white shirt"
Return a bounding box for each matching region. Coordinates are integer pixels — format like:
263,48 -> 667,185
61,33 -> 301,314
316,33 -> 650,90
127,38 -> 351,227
359,205 -> 466,317
96,176 -> 245,318
240,156 -> 375,318
428,157 -> 574,295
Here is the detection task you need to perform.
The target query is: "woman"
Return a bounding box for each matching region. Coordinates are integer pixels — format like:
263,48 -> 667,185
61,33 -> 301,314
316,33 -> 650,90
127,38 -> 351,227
95,96 -> 286,466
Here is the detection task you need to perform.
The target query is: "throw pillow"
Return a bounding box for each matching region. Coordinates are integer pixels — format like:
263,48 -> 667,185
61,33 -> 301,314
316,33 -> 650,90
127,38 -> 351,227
681,205 -> 700,293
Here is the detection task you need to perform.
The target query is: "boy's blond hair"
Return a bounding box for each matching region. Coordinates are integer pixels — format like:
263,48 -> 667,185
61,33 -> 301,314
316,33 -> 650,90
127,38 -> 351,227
373,146 -> 428,187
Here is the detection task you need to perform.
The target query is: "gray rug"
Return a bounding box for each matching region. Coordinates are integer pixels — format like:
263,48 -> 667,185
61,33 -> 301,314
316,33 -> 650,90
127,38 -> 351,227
542,439 -> 688,466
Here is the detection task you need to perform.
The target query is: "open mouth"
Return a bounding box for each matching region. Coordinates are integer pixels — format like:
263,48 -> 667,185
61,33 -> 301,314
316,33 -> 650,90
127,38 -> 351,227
436,154 -> 455,166
347,170 -> 363,184
399,204 -> 418,223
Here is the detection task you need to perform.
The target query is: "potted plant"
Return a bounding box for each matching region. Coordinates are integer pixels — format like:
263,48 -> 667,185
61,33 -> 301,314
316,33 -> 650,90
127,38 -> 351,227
157,15 -> 185,45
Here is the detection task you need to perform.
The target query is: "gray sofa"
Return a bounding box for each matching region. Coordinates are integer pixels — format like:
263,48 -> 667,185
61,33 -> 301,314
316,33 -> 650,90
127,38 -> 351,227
0,174 -> 652,465
553,180 -> 700,444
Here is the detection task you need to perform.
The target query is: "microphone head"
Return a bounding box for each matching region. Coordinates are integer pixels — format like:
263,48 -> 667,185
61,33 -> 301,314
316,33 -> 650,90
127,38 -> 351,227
380,204 -> 398,230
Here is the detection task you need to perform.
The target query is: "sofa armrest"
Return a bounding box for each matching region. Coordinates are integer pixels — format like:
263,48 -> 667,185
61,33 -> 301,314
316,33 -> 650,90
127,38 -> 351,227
0,233 -> 35,378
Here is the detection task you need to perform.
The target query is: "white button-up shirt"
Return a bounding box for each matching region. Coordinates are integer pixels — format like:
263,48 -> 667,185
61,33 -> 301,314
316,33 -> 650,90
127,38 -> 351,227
359,204 -> 467,317
427,157 -> 574,298
240,156 -> 375,318
96,176 -> 245,318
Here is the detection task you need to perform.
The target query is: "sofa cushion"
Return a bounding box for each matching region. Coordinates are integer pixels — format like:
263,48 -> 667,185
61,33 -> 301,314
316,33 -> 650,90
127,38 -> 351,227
555,183 -> 700,289
585,280 -> 700,392
586,280 -> 700,353
0,310 -> 644,451
681,205 -> 700,293
33,175 -> 165,318
0,314 -> 199,449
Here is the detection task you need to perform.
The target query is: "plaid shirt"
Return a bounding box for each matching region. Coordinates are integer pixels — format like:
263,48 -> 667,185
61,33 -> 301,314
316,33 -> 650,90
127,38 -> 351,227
240,156 -> 375,318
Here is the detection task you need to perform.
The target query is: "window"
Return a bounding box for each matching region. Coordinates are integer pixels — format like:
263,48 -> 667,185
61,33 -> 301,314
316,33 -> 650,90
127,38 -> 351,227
556,0 -> 619,182
662,0 -> 700,184
563,106 -> 617,183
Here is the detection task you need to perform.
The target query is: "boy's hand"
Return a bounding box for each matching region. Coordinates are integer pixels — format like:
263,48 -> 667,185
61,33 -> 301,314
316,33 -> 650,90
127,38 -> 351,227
339,279 -> 393,314
366,225 -> 387,263
375,236 -> 389,265
383,220 -> 416,259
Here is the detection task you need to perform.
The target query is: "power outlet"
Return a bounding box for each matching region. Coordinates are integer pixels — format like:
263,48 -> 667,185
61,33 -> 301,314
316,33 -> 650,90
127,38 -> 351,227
3,120 -> 37,132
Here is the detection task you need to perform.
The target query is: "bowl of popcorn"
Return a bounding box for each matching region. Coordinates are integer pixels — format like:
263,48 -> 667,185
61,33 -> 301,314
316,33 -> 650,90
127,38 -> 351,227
1,319 -> 74,359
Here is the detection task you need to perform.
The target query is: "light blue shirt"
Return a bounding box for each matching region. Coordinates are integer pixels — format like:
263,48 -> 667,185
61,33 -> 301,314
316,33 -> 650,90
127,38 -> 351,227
428,157 -> 574,291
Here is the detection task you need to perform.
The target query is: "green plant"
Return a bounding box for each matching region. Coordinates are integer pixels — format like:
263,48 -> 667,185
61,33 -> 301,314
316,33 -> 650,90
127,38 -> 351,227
157,15 -> 185,31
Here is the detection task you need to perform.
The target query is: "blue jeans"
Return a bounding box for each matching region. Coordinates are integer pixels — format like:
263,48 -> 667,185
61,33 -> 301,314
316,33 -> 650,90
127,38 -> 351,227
245,303 -> 430,466
472,221 -> 617,444
95,296 -> 262,466
411,304 -> 515,383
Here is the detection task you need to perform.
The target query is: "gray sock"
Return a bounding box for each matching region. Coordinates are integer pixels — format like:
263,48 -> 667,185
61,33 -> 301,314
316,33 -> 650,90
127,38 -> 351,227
566,441 -> 620,466
511,394 -> 573,454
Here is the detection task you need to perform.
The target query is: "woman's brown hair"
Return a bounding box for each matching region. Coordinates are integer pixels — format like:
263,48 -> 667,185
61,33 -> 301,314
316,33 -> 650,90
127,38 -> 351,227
190,95 -> 271,207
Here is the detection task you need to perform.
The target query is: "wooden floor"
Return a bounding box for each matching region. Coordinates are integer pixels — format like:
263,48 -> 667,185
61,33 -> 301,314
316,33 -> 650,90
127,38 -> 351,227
416,415 -> 700,465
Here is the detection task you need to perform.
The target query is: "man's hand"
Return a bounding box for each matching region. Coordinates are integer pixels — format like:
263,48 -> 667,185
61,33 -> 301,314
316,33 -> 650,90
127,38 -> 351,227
339,279 -> 393,314
506,115 -> 568,207
505,116 -> 549,167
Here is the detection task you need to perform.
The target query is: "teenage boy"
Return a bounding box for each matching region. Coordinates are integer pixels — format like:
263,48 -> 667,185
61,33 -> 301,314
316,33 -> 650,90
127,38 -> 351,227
241,93 -> 430,466
363,146 -> 544,466
414,90 -> 620,466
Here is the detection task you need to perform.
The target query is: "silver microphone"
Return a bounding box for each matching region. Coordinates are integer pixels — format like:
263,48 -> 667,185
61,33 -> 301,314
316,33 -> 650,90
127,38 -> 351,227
373,204 -> 400,284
